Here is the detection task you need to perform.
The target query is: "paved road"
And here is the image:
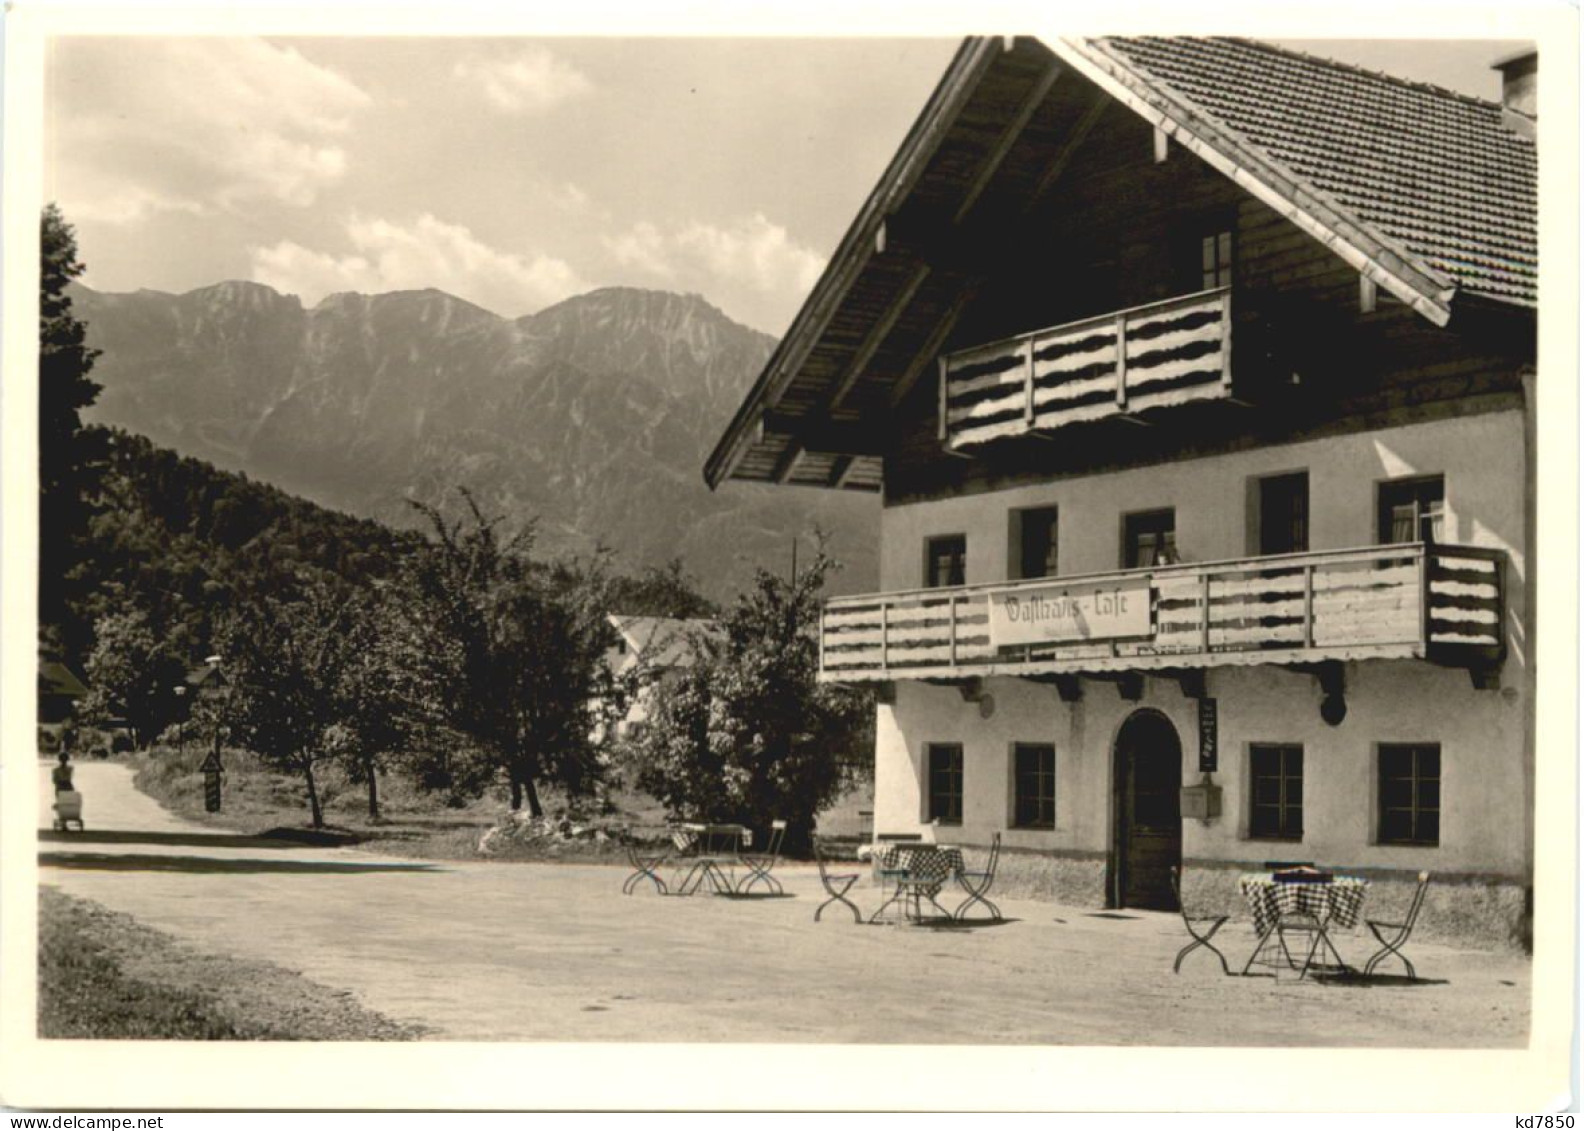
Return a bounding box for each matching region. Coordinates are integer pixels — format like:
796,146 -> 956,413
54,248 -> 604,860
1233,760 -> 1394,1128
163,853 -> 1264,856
38,760 -> 1531,1046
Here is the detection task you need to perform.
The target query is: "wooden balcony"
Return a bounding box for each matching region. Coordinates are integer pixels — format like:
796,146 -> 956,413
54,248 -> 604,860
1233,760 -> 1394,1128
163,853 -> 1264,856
819,544 -> 1504,685
939,287 -> 1234,449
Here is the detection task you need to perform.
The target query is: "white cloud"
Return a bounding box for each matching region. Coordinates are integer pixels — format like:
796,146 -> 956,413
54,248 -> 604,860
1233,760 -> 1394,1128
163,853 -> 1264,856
675,215 -> 826,294
543,181 -> 595,215
52,38 -> 371,222
604,213 -> 825,295
452,48 -> 592,114
249,212 -> 589,318
62,184 -> 208,227
605,222 -> 674,279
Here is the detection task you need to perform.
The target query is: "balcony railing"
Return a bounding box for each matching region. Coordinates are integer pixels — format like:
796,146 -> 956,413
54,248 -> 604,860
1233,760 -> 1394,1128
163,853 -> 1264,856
819,543 -> 1504,683
939,287 -> 1233,449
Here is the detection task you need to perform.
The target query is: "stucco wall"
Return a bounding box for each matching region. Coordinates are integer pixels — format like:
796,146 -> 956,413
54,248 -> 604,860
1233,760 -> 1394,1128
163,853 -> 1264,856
876,662 -> 1525,874
865,410 -> 1532,943
877,411 -> 1526,610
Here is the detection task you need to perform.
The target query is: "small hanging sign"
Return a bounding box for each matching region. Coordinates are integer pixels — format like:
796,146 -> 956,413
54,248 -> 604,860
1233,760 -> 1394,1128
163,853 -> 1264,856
1198,697 -> 1218,773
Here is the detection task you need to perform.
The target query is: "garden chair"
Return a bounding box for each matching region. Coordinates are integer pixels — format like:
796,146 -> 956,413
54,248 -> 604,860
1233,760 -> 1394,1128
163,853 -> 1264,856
736,819 -> 787,895
953,832 -> 1003,921
1363,871 -> 1431,980
813,837 -> 862,923
620,827 -> 670,896
1170,867 -> 1230,975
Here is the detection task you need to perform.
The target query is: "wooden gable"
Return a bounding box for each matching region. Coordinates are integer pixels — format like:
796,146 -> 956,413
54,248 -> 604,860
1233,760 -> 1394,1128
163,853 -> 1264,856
705,36 -> 1536,499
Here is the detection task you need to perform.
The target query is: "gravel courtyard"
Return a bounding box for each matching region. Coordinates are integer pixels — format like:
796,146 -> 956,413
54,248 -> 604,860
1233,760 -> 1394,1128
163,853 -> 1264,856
37,761 -> 1531,1047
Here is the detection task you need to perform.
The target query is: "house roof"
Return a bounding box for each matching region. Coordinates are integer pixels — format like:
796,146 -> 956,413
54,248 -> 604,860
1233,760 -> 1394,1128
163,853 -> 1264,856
185,663 -> 226,688
608,615 -> 720,670
703,35 -> 1538,494
1092,36 -> 1537,309
39,661 -> 88,699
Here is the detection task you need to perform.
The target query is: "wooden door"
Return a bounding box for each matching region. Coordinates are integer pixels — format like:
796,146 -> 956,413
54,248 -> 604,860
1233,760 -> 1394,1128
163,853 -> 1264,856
1113,710 -> 1183,911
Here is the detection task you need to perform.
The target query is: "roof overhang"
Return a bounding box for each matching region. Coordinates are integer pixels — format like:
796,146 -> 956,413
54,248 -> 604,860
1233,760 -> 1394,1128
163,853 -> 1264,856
704,37 -> 1007,493
704,34 -> 1467,493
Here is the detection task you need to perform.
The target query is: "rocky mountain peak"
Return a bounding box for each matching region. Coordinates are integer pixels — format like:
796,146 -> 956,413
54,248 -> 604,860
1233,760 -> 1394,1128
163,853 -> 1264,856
73,280 -> 879,600
190,279 -> 303,313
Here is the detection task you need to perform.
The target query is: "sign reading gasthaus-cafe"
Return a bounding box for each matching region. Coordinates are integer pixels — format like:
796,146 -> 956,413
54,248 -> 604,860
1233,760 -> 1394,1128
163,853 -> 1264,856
989,581 -> 1151,648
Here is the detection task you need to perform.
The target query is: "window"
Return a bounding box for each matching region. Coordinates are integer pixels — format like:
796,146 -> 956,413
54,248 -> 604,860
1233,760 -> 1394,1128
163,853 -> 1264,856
926,743 -> 964,825
1249,744 -> 1303,841
924,534 -> 966,588
1124,508 -> 1177,568
1378,476 -> 1445,545
1011,506 -> 1059,580
1378,743 -> 1440,846
1201,229 -> 1234,290
1012,743 -> 1056,829
1258,472 -> 1309,556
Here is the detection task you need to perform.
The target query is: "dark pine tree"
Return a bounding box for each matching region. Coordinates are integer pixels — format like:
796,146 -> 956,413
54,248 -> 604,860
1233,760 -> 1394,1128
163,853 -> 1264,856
39,204 -> 105,659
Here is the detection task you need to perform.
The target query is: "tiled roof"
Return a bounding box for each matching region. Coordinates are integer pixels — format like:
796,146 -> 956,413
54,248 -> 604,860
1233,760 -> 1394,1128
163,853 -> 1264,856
1099,37 -> 1537,307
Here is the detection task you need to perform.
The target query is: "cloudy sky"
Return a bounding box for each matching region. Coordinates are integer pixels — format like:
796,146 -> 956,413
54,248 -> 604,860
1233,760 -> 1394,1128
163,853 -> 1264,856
45,35 -> 1525,336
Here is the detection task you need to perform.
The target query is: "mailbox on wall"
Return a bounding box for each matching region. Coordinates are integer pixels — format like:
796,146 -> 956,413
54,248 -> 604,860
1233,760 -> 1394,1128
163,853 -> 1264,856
1180,776 -> 1222,822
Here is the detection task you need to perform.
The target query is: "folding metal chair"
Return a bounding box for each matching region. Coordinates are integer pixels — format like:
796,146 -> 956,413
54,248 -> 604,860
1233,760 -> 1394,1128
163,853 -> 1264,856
813,837 -> 862,923
620,827 -> 670,896
1363,871 -> 1431,980
954,832 -> 1002,921
736,819 -> 787,895
1170,867 -> 1231,975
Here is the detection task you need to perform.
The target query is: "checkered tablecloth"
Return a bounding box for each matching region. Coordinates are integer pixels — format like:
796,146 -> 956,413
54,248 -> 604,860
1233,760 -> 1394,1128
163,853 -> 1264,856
879,844 -> 964,893
1239,875 -> 1369,936
672,824 -> 750,854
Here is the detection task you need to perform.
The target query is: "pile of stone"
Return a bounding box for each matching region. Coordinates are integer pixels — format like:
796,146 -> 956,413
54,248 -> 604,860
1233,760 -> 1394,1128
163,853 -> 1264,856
476,809 -> 611,857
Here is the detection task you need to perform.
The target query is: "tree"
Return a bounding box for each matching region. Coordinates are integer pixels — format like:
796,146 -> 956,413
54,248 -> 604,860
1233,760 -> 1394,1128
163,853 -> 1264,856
330,588 -> 415,821
39,204 -> 105,657
78,609 -> 188,749
629,547 -> 872,853
400,491 -> 625,817
608,558 -> 718,619
217,579 -> 362,828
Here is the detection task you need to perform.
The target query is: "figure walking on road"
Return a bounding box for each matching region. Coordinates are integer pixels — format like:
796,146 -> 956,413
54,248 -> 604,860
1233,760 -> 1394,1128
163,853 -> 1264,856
52,750 -> 74,794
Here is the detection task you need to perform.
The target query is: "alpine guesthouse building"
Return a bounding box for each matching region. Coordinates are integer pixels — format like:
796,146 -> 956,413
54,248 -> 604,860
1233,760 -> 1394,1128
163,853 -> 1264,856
706,37 -> 1537,946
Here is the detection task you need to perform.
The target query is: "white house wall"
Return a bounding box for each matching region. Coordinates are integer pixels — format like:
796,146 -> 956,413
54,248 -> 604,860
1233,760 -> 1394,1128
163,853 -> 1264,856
868,409 -> 1531,942
875,660 -> 1526,877
878,411 -> 1526,600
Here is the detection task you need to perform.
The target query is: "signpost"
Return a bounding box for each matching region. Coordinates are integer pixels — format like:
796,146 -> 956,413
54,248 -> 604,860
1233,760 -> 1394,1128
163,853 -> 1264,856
1198,697 -> 1218,773
200,750 -> 224,813
987,580 -> 1151,648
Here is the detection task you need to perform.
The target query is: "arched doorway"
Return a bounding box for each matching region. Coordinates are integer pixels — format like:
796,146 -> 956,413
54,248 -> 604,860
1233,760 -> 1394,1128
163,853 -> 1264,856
1111,708 -> 1183,911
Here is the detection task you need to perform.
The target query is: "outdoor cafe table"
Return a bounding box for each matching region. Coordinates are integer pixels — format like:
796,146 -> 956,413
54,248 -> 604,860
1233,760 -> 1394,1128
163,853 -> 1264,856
869,843 -> 965,923
671,823 -> 751,896
1238,873 -> 1369,976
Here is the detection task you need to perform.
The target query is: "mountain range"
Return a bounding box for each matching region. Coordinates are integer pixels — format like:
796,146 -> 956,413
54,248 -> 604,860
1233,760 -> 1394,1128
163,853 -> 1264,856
74,281 -> 879,601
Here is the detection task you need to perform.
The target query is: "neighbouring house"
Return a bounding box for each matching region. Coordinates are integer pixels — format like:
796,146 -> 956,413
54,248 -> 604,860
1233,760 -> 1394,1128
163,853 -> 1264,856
705,37 -> 1537,945
171,655 -> 229,741
37,660 -> 88,726
602,615 -> 719,740
182,655 -> 228,704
